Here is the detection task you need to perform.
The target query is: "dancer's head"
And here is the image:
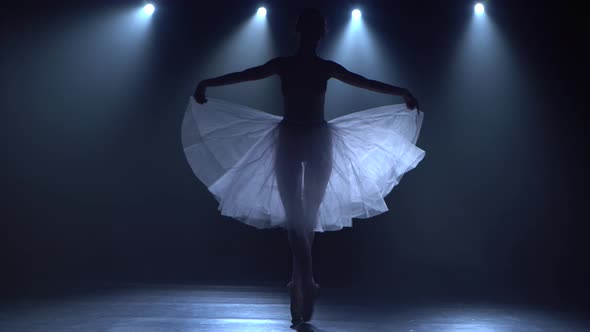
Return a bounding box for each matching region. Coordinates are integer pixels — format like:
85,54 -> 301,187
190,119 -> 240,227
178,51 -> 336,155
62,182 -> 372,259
296,8 -> 326,45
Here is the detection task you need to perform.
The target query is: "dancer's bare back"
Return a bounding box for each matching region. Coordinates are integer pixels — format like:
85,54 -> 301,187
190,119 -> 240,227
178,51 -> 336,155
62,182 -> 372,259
193,56 -> 419,115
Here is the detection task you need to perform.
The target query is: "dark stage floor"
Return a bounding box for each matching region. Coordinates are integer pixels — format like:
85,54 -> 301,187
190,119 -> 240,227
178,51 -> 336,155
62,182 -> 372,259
0,284 -> 588,331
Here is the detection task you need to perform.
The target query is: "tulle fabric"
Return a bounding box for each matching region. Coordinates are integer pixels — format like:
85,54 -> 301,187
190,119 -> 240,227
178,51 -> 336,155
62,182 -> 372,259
182,97 -> 425,232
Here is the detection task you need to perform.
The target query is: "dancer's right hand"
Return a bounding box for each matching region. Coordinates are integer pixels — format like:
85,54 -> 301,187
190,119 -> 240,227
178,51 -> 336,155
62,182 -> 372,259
194,81 -> 208,104
403,90 -> 419,111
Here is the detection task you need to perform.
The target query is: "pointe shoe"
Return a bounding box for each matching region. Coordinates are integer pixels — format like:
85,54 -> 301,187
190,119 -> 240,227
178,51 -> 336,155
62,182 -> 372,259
301,281 -> 320,322
287,281 -> 304,327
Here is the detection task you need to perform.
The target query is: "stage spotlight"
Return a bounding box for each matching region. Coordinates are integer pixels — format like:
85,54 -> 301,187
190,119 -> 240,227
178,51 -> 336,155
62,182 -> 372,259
352,9 -> 361,20
474,3 -> 485,15
257,7 -> 267,17
143,3 -> 155,16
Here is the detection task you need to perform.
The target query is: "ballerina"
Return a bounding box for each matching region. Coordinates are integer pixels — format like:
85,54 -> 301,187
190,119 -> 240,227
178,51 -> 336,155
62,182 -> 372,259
185,8 -> 424,329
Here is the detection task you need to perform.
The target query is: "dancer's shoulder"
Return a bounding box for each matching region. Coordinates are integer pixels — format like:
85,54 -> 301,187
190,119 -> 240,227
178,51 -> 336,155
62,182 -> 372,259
266,56 -> 289,73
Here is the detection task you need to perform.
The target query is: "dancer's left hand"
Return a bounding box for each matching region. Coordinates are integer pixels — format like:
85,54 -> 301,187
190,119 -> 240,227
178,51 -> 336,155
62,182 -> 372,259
194,81 -> 208,104
403,90 -> 419,111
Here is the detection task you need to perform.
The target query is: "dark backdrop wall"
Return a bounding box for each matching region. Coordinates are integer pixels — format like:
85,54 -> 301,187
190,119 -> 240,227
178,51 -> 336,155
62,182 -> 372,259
1,0 -> 587,305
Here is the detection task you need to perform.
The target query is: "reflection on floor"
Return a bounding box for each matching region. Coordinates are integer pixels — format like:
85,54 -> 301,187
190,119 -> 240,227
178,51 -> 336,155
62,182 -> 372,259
0,284 -> 588,332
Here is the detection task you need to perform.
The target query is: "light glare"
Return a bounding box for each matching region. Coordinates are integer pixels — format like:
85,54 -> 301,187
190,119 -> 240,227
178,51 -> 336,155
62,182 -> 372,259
352,9 -> 361,19
257,7 -> 267,17
143,4 -> 155,16
474,3 -> 485,15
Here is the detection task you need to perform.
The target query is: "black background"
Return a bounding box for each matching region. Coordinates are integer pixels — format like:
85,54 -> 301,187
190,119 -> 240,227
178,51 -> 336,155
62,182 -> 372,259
1,0 -> 587,307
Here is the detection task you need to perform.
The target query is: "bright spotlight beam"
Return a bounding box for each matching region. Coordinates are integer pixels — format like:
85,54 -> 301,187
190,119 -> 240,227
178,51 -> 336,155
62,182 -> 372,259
143,3 -> 155,16
257,7 -> 267,17
474,3 -> 485,15
352,9 -> 361,20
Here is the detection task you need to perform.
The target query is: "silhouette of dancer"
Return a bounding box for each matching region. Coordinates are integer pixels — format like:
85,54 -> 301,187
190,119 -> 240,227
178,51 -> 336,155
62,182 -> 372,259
184,8 -> 424,330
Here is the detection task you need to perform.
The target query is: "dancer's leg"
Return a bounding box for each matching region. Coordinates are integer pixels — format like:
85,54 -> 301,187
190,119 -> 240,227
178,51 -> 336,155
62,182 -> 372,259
275,124 -> 309,324
276,159 -> 306,283
276,158 -> 308,325
299,127 -> 332,321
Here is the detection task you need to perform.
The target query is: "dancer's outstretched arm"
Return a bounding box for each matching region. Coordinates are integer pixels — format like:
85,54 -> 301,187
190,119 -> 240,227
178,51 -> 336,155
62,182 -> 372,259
193,57 -> 282,104
328,60 -> 419,110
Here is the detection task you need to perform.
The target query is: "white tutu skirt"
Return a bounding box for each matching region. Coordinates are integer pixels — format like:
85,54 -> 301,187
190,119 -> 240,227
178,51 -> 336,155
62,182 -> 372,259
182,97 -> 425,232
